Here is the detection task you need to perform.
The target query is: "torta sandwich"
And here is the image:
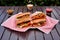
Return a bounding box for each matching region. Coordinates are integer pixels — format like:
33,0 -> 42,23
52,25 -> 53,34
31,11 -> 46,27
16,12 -> 32,28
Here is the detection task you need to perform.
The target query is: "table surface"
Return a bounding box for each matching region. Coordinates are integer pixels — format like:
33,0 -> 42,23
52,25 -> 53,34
0,6 -> 60,40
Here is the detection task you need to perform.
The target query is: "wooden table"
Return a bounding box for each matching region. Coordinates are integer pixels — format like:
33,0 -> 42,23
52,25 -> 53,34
0,6 -> 60,40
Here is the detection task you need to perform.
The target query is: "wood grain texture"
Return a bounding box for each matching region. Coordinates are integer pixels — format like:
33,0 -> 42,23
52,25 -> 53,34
0,7 -> 10,40
0,6 -> 60,40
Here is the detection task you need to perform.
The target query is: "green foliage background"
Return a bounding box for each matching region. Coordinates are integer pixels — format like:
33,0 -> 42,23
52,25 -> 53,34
0,0 -> 60,6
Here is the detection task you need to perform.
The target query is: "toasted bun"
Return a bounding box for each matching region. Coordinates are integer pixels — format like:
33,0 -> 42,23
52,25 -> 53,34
16,12 -> 30,18
31,11 -> 43,16
32,19 -> 46,23
31,11 -> 46,20
16,19 -> 31,24
16,12 -> 31,23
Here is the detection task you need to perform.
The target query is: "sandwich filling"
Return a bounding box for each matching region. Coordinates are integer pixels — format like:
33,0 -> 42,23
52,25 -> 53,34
17,20 -> 31,28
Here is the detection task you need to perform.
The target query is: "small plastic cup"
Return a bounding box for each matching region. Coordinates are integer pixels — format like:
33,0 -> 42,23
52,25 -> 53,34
7,9 -> 14,15
46,8 -> 52,17
27,4 -> 33,10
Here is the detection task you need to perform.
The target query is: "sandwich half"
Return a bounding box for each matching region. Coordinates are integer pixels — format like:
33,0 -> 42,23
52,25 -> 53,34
31,11 -> 46,27
16,12 -> 32,28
